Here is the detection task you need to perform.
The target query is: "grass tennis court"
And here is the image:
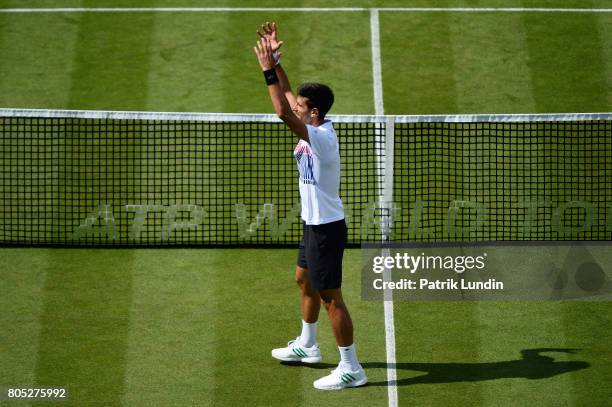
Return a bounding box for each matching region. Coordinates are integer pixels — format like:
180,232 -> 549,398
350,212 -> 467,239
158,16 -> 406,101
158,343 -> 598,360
1,1 -> 612,406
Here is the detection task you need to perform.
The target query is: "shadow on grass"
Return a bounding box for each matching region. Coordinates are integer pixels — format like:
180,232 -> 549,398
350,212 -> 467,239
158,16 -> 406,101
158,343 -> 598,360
282,348 -> 590,387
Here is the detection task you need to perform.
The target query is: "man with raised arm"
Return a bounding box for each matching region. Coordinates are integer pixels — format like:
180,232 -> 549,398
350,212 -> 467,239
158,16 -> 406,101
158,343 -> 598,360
253,22 -> 367,390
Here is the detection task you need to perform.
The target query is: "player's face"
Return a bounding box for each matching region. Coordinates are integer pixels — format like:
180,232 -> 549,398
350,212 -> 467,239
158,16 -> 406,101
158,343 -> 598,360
293,96 -> 317,125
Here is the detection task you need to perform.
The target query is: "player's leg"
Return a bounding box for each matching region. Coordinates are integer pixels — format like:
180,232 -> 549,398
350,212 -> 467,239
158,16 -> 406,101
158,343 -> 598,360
319,288 -> 352,346
295,265 -> 321,347
296,265 -> 321,324
313,287 -> 366,389
271,229 -> 322,364
309,220 -> 367,390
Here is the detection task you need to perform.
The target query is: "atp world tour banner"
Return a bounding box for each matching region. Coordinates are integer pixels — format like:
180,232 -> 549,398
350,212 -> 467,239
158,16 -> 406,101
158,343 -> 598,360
361,242 -> 612,301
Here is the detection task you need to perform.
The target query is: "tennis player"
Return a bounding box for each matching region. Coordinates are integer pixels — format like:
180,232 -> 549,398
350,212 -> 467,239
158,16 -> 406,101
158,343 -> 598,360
254,22 -> 367,390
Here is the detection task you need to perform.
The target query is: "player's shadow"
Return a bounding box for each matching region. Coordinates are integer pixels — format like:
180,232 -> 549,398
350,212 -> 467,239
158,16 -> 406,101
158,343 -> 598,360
282,348 -> 589,387
365,348 -> 590,387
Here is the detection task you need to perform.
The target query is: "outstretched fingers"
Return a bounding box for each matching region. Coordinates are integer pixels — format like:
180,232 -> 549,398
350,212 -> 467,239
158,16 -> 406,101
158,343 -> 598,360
257,21 -> 277,37
254,37 -> 276,70
264,21 -> 274,35
254,38 -> 266,58
257,22 -> 270,38
258,37 -> 270,55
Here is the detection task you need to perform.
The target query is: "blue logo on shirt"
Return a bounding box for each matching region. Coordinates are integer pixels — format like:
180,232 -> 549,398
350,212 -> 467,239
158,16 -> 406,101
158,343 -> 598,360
294,144 -> 315,185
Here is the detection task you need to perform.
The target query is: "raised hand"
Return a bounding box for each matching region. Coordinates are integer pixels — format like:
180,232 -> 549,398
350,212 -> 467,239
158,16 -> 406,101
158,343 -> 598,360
254,37 -> 276,71
257,21 -> 283,52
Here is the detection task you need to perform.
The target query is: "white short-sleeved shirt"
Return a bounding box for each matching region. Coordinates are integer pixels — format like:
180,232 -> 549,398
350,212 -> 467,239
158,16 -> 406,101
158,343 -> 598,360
293,120 -> 344,225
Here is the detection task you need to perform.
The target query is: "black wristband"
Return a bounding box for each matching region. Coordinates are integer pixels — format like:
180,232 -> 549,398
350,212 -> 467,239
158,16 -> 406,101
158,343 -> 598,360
263,68 -> 279,86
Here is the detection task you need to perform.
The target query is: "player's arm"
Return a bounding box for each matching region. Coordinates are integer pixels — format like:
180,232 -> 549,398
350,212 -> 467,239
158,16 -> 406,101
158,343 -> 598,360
257,22 -> 297,110
274,63 -> 297,108
254,37 -> 309,142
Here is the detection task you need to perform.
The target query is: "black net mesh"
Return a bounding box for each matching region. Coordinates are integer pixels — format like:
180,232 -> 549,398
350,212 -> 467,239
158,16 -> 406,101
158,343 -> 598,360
392,121 -> 612,241
0,117 -> 382,246
1,114 -> 610,246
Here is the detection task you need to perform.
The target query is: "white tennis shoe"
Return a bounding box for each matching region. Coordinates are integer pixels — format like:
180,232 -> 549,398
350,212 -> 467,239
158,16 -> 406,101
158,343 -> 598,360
313,365 -> 368,390
271,337 -> 322,364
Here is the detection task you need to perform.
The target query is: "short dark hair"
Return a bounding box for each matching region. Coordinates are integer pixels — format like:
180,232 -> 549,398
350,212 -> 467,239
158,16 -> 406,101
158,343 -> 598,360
297,83 -> 334,119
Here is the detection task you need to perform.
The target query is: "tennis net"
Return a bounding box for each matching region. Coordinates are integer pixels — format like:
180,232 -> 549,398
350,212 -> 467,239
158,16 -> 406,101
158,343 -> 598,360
1,109 -> 610,246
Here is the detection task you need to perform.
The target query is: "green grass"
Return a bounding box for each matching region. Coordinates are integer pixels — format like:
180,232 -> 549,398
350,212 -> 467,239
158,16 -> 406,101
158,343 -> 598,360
393,301 -> 612,406
381,8 -> 612,114
1,2 -> 611,406
0,249 -> 387,406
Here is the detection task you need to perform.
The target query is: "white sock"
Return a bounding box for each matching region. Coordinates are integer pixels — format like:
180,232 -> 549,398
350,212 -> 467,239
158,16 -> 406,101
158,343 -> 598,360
299,320 -> 318,347
338,343 -> 360,371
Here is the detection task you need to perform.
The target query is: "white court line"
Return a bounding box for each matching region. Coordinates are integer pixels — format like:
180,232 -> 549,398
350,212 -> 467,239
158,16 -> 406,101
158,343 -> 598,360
383,292 -> 398,407
1,7 -> 611,13
370,9 -> 398,407
380,7 -> 612,13
370,9 -> 384,116
0,7 -> 365,13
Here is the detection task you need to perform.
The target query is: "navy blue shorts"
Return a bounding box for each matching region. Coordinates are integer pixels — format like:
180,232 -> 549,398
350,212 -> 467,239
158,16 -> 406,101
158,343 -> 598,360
297,219 -> 347,290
